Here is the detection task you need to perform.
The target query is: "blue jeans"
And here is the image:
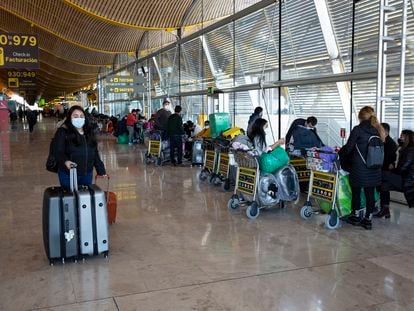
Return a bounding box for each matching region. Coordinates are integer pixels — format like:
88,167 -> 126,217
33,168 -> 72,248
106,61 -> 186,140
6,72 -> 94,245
58,170 -> 93,190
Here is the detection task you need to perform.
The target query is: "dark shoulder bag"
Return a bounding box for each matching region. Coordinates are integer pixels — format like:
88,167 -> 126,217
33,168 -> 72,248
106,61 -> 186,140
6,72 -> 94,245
46,128 -> 66,173
356,135 -> 384,169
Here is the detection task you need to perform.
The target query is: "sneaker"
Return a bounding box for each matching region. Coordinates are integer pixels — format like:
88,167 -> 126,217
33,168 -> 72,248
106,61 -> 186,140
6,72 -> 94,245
345,215 -> 361,226
360,218 -> 372,230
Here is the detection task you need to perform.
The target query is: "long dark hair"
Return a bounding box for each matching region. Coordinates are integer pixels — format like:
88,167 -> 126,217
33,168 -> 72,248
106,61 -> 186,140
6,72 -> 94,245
63,105 -> 97,147
248,118 -> 268,148
402,130 -> 414,148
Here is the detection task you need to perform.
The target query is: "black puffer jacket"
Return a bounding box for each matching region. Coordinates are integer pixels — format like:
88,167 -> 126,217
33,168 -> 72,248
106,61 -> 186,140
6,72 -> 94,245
397,146 -> 414,190
54,127 -> 106,176
339,120 -> 382,188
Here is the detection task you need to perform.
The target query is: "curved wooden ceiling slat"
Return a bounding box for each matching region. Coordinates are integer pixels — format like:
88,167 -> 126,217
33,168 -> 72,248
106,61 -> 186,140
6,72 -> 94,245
0,9 -> 114,65
182,0 -> 262,26
0,0 -> 144,53
38,50 -> 100,75
67,0 -> 193,29
0,0 -> 260,99
39,63 -> 97,82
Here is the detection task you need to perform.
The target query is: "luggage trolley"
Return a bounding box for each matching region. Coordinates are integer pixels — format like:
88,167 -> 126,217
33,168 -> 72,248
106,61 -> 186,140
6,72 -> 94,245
144,130 -> 169,166
227,150 -> 294,220
289,157 -> 311,184
210,140 -> 235,191
299,149 -> 345,229
227,150 -> 261,219
199,139 -> 218,182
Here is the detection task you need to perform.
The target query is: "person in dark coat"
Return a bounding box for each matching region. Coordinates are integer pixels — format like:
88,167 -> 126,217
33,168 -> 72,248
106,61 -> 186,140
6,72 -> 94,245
26,109 -> 38,133
167,105 -> 184,165
247,107 -> 263,136
380,130 -> 414,210
285,116 -> 324,151
155,98 -> 172,140
374,123 -> 398,218
339,106 -> 386,230
54,105 -> 106,189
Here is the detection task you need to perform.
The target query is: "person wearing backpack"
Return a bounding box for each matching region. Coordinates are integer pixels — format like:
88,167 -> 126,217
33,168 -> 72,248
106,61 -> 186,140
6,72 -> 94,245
339,106 -> 386,230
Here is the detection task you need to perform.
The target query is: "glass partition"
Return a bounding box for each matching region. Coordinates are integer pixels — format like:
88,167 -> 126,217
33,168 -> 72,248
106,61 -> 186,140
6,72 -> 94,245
97,0 -> 414,143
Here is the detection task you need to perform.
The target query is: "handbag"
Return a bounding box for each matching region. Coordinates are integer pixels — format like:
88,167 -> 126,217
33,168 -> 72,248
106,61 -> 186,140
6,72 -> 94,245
45,138 -> 58,173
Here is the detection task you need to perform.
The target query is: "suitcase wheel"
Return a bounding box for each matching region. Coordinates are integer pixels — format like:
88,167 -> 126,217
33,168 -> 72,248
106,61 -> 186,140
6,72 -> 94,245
103,251 -> 109,259
49,260 -> 54,266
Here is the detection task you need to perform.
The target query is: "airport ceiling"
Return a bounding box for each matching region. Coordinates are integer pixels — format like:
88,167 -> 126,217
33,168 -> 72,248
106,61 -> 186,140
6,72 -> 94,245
0,0 -> 259,100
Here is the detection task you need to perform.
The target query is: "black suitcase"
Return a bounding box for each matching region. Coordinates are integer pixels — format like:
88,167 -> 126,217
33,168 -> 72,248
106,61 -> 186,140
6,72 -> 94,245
42,187 -> 78,265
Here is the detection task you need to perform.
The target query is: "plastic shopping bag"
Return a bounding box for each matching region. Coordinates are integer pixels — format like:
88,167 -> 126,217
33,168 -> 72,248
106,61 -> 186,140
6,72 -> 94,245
337,174 -> 352,217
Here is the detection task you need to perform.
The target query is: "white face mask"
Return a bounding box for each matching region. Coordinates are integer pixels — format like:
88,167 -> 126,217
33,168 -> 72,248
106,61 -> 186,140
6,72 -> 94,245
72,117 -> 85,129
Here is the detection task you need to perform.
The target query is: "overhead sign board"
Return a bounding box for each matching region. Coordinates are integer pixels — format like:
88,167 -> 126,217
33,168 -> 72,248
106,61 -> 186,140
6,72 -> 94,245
106,85 -> 145,95
7,70 -> 36,89
105,75 -> 145,85
0,33 -> 39,69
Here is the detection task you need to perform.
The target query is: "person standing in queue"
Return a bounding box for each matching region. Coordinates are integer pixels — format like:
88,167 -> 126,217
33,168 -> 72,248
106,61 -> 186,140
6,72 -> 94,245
247,107 -> 263,136
167,105 -> 184,166
339,106 -> 386,230
248,118 -> 285,197
380,130 -> 414,210
126,109 -> 138,145
155,98 -> 172,140
373,123 -> 398,218
248,118 -> 285,156
54,105 -> 106,189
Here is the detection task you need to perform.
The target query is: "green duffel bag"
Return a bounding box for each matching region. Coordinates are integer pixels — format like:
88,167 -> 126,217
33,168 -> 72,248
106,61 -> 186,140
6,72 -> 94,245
259,147 -> 289,174
117,133 -> 129,144
337,174 -> 352,217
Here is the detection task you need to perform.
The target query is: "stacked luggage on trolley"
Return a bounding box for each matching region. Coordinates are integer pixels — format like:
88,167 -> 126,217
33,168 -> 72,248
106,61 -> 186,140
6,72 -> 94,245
197,113 -> 240,192
227,147 -> 300,219
299,147 -> 379,229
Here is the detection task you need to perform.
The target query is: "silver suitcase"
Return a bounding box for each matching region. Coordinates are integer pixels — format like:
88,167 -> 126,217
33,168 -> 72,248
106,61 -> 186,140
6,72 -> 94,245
71,168 -> 109,258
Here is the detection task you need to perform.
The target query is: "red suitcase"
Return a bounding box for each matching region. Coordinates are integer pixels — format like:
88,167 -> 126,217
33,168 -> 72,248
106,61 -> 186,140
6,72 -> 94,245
96,175 -> 117,224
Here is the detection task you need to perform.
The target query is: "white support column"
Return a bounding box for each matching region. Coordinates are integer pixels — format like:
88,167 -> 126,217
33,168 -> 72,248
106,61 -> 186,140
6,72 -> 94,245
200,35 -> 220,89
152,57 -> 165,95
314,0 -> 351,123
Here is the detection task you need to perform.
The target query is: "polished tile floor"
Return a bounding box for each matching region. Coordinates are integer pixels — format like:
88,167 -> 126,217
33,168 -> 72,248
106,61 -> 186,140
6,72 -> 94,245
1,119 -> 414,311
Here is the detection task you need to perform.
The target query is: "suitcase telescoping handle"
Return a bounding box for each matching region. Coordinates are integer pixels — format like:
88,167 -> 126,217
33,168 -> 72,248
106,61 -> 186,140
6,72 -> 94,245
95,174 -> 111,202
69,164 -> 78,192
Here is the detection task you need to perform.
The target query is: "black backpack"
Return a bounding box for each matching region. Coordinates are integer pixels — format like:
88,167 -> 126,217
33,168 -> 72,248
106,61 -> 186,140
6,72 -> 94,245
45,137 -> 58,173
46,128 -> 66,173
356,135 -> 384,169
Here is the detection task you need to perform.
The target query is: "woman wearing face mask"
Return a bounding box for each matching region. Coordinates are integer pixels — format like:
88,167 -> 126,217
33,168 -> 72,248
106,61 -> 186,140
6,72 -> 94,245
380,130 -> 414,210
54,105 -> 106,189
339,106 -> 386,230
248,118 -> 285,156
248,118 -> 285,197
